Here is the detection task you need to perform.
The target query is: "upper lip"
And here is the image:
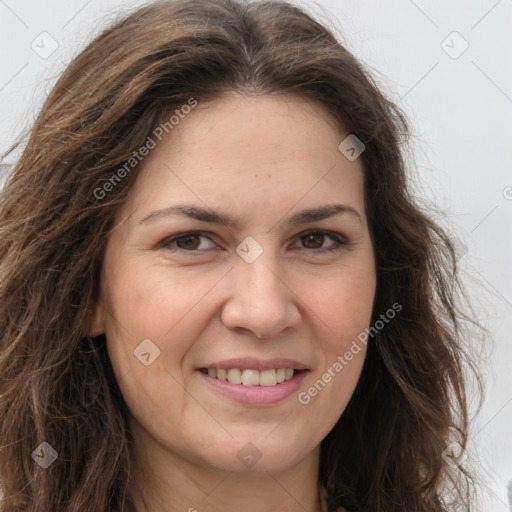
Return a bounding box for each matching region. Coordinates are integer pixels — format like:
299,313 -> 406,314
198,357 -> 309,371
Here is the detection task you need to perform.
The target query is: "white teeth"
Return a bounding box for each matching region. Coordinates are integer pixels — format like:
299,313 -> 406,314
241,369 -> 260,386
206,368 -> 296,386
260,369 -> 277,386
227,368 -> 242,384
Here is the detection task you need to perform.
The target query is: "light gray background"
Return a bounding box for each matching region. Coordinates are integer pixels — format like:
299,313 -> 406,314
1,0 -> 511,509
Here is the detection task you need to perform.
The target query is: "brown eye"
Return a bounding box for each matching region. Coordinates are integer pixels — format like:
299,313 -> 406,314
294,230 -> 347,253
161,232 -> 216,251
301,233 -> 325,249
176,234 -> 201,250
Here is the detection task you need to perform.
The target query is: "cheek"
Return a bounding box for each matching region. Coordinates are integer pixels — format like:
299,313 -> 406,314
101,258 -> 233,392
297,260 -> 376,342
104,259 -> 220,341
294,261 -> 375,414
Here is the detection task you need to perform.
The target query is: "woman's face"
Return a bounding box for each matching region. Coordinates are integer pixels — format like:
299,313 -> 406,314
94,93 -> 376,474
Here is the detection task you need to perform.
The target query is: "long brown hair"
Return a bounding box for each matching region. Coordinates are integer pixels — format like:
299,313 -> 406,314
0,0 -> 483,510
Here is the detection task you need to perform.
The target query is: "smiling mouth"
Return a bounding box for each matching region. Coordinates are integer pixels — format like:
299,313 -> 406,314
199,368 -> 305,387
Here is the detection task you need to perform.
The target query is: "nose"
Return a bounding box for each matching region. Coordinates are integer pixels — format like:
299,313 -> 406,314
220,251 -> 302,339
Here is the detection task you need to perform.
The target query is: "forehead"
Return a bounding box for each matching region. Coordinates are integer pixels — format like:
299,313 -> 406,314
119,93 -> 366,221
152,93 -> 344,164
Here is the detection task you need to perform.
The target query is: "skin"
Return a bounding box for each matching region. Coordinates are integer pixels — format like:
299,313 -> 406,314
91,93 -> 376,512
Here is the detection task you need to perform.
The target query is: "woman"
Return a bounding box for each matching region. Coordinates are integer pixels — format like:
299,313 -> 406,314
0,0 -> 482,510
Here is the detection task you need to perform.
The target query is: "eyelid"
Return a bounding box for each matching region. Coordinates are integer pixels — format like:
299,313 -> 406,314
159,231 -> 218,252
291,229 -> 348,252
159,229 -> 348,253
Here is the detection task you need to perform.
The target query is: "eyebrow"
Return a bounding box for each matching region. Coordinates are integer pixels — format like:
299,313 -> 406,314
139,203 -> 362,227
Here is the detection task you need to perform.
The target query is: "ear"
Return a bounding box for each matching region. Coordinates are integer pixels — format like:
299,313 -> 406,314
89,303 -> 106,337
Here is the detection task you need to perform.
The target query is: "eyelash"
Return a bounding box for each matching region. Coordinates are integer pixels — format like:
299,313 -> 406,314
159,230 -> 348,255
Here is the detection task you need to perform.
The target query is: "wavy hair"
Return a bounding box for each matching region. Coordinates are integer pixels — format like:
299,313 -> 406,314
0,0 -> 482,510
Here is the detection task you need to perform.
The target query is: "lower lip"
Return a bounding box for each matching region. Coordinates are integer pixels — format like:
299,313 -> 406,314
198,370 -> 308,405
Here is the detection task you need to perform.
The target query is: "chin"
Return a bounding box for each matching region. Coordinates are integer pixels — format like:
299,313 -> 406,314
198,437 -> 311,474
